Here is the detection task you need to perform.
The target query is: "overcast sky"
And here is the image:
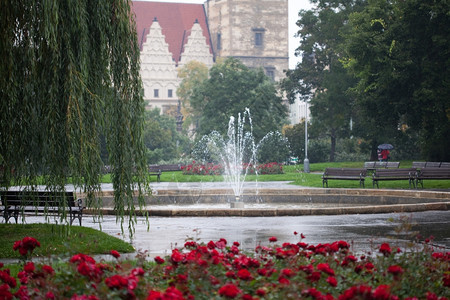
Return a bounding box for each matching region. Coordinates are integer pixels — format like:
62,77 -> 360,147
135,0 -> 313,69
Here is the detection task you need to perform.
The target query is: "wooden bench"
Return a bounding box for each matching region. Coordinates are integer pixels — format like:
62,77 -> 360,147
322,168 -> 367,188
440,162 -> 450,168
412,162 -> 426,169
372,168 -> 416,188
148,164 -> 183,182
364,161 -> 400,171
0,191 -> 84,225
415,168 -> 450,188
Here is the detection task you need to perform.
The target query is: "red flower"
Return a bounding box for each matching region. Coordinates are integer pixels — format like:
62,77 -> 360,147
110,250 -> 120,259
317,263 -> 335,276
269,236 -> 278,242
327,276 -> 338,287
218,283 -> 241,298
237,269 -> 252,281
387,265 -> 404,277
24,262 -> 35,274
0,283 -> 13,300
13,237 -> 41,257
105,274 -> 128,290
278,276 -> 290,285
281,268 -> 295,277
307,271 -> 321,282
379,243 -> 392,256
154,256 -> 165,264
373,284 -> 391,300
42,265 -> 55,275
171,249 -> 184,264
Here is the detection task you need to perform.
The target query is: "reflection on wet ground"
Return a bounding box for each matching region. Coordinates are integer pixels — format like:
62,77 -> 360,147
83,210 -> 450,257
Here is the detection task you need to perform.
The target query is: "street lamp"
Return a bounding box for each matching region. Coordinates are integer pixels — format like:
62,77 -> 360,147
303,100 -> 310,173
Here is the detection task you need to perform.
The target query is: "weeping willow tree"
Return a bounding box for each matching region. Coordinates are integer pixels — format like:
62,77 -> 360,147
0,1 -> 149,232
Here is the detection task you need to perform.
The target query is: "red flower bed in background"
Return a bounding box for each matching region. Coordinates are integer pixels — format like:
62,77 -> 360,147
182,161 -> 283,176
1,235 -> 448,299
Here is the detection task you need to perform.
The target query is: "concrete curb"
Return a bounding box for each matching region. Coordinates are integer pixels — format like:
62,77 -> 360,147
84,187 -> 450,217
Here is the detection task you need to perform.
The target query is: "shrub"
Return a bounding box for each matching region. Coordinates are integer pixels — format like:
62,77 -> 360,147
1,235 -> 448,299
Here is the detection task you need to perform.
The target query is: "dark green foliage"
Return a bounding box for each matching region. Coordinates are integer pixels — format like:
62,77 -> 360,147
190,58 -> 287,142
284,122 -> 306,159
0,1 -> 148,231
281,0 -> 364,162
257,132 -> 290,164
342,0 -> 450,161
143,109 -> 190,164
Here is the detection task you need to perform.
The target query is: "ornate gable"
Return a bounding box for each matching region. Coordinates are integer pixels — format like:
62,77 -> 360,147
179,21 -> 214,68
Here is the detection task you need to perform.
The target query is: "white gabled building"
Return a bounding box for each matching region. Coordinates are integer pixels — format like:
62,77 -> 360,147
132,2 -> 214,115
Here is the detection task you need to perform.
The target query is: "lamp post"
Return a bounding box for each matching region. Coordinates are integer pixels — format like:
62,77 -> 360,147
303,100 -> 310,173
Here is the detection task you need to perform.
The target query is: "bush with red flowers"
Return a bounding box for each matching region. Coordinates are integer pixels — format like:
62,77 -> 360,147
0,235 -> 449,299
181,161 -> 283,176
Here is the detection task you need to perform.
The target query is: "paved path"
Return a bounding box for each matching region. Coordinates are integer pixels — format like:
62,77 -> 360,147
74,210 -> 450,258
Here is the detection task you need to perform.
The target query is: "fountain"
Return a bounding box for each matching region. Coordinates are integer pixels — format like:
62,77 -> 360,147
194,108 -> 258,208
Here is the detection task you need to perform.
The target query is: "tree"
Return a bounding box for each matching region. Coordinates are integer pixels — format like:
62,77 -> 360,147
281,0 -> 365,161
0,1 -> 148,231
190,58 -> 287,142
143,109 -> 190,163
177,61 -> 209,133
342,0 -> 450,160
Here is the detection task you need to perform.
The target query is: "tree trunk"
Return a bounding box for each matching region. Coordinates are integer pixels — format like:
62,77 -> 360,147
330,129 -> 336,162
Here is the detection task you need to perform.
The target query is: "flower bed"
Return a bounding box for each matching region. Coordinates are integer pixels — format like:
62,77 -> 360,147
182,162 -> 283,176
1,235 -> 448,299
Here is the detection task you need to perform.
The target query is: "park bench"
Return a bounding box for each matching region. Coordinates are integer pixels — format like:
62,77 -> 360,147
412,162 -> 426,169
0,190 -> 84,225
440,162 -> 450,168
148,164 -> 183,182
415,168 -> 450,188
322,168 -> 367,188
364,161 -> 400,171
372,168 -> 416,188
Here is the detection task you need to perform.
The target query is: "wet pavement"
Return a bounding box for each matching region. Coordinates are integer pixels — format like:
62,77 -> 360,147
2,181 -> 449,261
84,210 -> 450,257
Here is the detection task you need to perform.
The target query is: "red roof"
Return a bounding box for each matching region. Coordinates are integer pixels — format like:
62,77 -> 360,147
131,1 -> 212,63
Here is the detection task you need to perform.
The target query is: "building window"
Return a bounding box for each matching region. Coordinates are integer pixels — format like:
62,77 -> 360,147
252,28 -> 265,47
217,33 -> 222,50
168,89 -> 173,98
154,89 -> 159,98
265,67 -> 275,81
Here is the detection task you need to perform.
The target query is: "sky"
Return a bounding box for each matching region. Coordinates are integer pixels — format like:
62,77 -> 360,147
135,0 -> 313,69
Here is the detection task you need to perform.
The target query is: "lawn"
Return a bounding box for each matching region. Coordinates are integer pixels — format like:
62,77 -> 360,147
147,161 -> 450,190
0,223 -> 134,259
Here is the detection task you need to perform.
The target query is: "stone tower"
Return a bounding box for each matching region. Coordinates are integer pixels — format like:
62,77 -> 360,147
205,0 -> 289,82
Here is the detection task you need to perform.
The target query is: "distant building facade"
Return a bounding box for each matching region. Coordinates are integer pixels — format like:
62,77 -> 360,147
132,0 -> 288,114
205,0 -> 289,82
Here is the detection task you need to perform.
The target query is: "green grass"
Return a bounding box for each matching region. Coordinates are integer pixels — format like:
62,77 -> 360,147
150,161 -> 450,190
0,223 -> 134,259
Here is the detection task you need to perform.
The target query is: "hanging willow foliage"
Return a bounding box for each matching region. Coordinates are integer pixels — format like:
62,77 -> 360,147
0,0 -> 149,233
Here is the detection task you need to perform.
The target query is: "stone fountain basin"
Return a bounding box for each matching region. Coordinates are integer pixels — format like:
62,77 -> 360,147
85,188 -> 450,217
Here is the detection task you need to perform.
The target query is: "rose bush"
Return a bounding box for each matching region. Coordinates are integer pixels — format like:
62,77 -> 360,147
0,234 -> 448,299
182,161 -> 283,176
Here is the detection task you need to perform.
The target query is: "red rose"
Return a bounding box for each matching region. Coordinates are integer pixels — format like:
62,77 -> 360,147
237,269 -> 252,281
379,243 -> 392,256
110,250 -> 120,259
218,283 -> 241,298
154,256 -> 165,264
269,236 -> 278,242
327,276 -> 338,287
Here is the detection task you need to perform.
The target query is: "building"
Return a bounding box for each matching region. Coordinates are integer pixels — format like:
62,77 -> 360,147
132,2 -> 214,114
205,0 -> 289,82
132,0 -> 288,114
